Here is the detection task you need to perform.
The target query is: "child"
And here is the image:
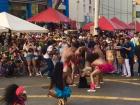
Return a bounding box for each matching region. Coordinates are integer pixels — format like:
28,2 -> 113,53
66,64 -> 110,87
1,84 -> 27,105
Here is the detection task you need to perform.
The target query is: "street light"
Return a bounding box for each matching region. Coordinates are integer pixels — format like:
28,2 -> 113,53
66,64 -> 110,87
76,0 -> 80,30
93,0 -> 100,35
132,0 -> 136,32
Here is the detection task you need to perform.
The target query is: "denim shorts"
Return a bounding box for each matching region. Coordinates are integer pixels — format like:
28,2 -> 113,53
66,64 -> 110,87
26,53 -> 34,61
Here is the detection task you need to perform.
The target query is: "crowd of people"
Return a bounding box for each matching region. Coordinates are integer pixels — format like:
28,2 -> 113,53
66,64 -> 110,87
0,30 -> 140,105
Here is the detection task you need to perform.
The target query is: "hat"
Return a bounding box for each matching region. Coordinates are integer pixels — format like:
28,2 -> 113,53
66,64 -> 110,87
16,86 -> 26,96
47,45 -> 53,52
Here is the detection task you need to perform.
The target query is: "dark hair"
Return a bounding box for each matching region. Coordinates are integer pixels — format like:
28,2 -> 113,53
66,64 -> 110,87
86,52 -> 99,63
1,84 -> 18,105
52,62 -> 64,90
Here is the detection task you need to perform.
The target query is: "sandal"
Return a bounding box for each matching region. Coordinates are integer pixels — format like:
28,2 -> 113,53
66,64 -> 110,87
58,99 -> 64,105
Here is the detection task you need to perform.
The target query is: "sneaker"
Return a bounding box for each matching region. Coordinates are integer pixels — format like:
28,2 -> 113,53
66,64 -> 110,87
100,82 -> 104,84
126,75 -> 131,77
121,75 -> 126,77
36,73 -> 41,76
95,86 -> 101,89
29,73 -> 32,77
87,89 -> 96,92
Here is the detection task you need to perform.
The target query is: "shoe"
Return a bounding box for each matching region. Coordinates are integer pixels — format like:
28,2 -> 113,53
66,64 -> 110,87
36,73 -> 41,76
87,89 -> 96,92
29,73 -> 32,77
126,75 -> 131,77
95,86 -> 101,89
100,82 -> 104,84
87,83 -> 96,92
121,75 -> 126,77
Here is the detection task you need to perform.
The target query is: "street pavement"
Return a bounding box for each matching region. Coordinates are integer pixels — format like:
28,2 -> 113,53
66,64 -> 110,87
0,74 -> 140,105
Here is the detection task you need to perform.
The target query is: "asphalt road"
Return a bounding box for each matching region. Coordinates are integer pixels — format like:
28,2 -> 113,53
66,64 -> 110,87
0,74 -> 140,105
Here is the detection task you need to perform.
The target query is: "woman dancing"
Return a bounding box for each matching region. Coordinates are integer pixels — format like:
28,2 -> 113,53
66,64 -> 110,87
87,53 -> 114,92
48,62 -> 72,105
48,46 -> 75,105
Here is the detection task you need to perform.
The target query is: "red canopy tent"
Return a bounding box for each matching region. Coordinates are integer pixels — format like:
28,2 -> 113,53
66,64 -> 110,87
28,8 -> 70,23
82,22 -> 94,30
82,16 -> 123,31
111,17 -> 131,29
129,21 -> 140,32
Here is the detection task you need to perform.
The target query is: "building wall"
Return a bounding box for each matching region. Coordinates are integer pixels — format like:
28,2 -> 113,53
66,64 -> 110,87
136,4 -> 140,22
69,0 -> 94,23
69,0 -> 133,23
99,0 -> 133,23
0,0 -> 9,12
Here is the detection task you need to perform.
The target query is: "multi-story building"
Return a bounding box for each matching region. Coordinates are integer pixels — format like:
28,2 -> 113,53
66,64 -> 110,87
0,0 -> 69,19
0,0 -> 51,19
69,0 -> 134,25
0,0 -> 139,24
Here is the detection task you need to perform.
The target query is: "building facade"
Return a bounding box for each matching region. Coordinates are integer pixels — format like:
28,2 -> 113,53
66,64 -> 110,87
68,0 -> 134,24
0,0 -> 69,19
0,0 -> 139,24
69,0 -> 94,24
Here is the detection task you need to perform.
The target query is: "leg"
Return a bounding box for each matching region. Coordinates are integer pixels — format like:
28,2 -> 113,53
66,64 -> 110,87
95,74 -> 100,88
32,59 -> 38,75
27,60 -> 32,76
88,67 -> 101,92
122,59 -> 127,76
125,59 -> 131,77
99,73 -> 104,83
129,58 -> 134,76
138,60 -> 140,76
90,67 -> 101,84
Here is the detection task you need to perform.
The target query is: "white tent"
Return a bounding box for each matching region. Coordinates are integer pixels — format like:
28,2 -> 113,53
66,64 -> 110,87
0,12 -> 48,33
0,25 -> 8,32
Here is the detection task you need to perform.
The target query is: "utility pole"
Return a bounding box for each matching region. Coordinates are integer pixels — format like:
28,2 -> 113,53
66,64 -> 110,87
132,0 -> 136,32
93,0 -> 100,35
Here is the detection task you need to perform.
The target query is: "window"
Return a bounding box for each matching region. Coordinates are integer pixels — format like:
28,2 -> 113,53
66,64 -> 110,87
136,11 -> 140,18
89,0 -> 91,4
89,6 -> 92,13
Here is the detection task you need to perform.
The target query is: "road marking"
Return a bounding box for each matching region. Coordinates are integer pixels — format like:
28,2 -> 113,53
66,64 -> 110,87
0,84 -> 49,90
0,78 -> 140,90
105,79 -> 140,86
0,95 -> 136,102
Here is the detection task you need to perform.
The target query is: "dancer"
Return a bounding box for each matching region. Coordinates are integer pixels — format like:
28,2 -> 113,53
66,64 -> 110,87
1,84 -> 27,105
87,53 -> 114,92
48,62 -> 72,105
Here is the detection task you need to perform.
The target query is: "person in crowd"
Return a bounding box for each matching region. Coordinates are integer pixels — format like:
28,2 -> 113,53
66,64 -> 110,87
135,36 -> 140,76
0,84 -> 27,105
114,38 -> 123,74
121,37 -> 134,77
23,41 -> 34,77
41,45 -> 54,78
